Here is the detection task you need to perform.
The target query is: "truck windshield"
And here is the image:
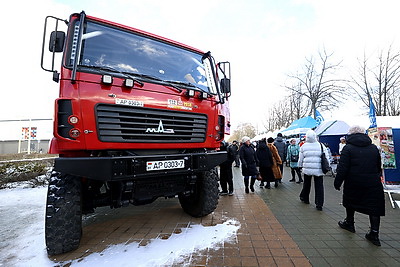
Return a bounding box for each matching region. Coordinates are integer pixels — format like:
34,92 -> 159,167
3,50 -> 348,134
70,20 -> 215,93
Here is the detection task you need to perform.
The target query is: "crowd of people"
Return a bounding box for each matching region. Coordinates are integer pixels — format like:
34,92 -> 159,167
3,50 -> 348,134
218,125 -> 385,246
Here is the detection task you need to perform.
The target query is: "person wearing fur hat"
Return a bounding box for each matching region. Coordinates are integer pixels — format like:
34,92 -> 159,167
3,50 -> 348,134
239,136 -> 258,193
298,129 -> 330,211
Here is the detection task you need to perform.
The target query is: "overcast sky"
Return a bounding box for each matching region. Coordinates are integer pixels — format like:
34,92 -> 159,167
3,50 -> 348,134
2,0 -> 400,131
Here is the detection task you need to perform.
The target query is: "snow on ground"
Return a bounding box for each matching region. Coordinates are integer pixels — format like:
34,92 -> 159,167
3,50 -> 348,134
0,185 -> 240,267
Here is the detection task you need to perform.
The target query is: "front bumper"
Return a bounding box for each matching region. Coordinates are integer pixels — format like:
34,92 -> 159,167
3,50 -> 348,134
54,151 -> 227,180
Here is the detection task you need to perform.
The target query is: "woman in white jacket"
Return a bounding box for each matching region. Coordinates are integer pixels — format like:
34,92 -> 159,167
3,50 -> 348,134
298,129 -> 330,211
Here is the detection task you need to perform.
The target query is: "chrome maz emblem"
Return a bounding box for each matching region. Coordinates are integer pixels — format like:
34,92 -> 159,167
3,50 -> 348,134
146,120 -> 174,134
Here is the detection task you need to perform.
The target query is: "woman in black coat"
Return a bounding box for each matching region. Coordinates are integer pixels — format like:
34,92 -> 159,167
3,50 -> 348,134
334,125 -> 384,246
239,136 -> 258,193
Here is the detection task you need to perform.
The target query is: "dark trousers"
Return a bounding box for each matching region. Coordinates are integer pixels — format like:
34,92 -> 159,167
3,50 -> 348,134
299,174 -> 324,207
244,176 -> 256,187
234,155 -> 240,167
220,163 -> 233,192
345,207 -> 381,232
290,167 -> 302,180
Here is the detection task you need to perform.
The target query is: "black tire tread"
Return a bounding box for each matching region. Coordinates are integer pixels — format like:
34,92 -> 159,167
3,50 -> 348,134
179,168 -> 219,217
45,172 -> 82,255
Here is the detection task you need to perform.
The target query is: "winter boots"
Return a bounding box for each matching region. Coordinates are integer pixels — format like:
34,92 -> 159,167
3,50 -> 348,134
244,177 -> 256,193
339,215 -> 381,246
365,230 -> 381,246
338,219 -> 355,233
250,177 -> 256,192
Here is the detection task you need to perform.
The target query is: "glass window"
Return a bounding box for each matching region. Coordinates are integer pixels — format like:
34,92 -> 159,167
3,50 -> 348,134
73,21 -> 212,93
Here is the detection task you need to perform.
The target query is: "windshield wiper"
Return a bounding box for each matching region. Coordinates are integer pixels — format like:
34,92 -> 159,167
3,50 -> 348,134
165,80 -> 206,92
126,74 -> 183,93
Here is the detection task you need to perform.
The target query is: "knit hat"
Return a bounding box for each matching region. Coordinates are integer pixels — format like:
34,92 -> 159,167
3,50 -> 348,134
267,137 -> 274,143
242,136 -> 250,143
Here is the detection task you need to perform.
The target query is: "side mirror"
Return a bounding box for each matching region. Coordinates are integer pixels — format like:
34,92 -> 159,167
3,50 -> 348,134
220,78 -> 231,94
49,31 -> 65,52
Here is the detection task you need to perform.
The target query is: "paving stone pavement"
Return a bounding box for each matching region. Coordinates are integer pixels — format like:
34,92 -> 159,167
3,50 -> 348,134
250,166 -> 400,266
51,165 -> 400,266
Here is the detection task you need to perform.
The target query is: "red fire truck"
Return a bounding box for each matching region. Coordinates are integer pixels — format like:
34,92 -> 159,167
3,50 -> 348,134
41,11 -> 231,255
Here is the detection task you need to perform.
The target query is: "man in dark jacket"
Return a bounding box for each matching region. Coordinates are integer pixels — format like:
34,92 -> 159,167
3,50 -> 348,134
231,140 -> 240,167
239,136 -> 258,193
219,141 -> 235,196
274,133 -> 287,183
334,125 -> 384,246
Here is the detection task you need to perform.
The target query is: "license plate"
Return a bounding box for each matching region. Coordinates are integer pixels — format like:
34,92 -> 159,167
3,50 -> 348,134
146,159 -> 185,171
115,98 -> 144,107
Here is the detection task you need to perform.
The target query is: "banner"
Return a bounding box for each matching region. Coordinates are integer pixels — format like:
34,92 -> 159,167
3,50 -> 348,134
21,127 -> 30,140
315,109 -> 324,126
369,97 -> 377,128
30,127 -> 37,140
368,127 -> 396,169
21,127 -> 37,140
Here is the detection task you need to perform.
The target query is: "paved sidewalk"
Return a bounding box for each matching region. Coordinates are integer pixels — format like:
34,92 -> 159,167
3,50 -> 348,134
252,166 -> 400,266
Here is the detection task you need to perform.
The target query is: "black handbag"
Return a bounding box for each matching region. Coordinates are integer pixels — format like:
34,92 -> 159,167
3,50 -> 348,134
290,154 -> 299,162
319,143 -> 330,174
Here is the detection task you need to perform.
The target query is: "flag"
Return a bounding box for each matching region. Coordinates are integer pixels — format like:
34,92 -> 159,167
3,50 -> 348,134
315,109 -> 324,126
369,97 -> 377,128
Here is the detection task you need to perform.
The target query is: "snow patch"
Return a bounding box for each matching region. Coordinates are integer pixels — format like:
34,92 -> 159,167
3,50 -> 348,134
0,186 -> 240,267
66,219 -> 240,267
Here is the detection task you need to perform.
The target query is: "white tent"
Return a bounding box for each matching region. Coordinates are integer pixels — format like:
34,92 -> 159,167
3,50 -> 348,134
251,131 -> 273,142
280,127 -> 310,137
315,120 -> 350,136
375,116 -> 400,128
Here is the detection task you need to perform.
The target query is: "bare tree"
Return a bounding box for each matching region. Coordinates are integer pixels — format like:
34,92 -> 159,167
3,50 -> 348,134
287,88 -> 310,120
285,48 -> 346,119
350,45 -> 400,116
262,90 -> 308,132
262,101 -> 289,132
228,122 -> 257,142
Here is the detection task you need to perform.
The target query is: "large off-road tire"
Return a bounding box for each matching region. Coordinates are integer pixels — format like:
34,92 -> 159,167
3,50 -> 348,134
45,172 -> 82,255
178,168 -> 219,217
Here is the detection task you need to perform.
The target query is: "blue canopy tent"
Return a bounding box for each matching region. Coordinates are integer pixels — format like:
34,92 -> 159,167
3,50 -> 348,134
281,116 -> 318,137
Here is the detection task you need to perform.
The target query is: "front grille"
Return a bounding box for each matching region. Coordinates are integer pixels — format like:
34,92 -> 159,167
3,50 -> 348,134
96,104 -> 208,143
